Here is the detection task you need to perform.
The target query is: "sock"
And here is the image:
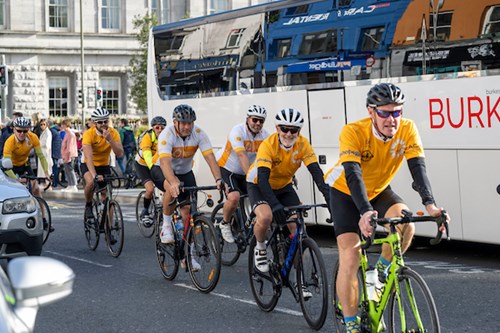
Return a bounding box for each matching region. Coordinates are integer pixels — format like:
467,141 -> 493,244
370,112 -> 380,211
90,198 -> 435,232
162,214 -> 172,230
143,197 -> 152,210
256,241 -> 266,250
345,316 -> 360,333
376,255 -> 391,279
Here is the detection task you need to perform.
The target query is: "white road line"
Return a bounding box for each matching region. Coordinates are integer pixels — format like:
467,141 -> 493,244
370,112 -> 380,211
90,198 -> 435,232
174,283 -> 303,316
46,251 -> 113,268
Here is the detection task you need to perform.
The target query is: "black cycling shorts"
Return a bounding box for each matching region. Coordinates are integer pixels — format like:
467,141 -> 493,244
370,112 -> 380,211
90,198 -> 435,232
221,167 -> 247,195
247,182 -> 300,211
80,163 -> 111,189
12,164 -> 35,178
151,166 -> 196,203
134,161 -> 152,185
329,185 -> 404,237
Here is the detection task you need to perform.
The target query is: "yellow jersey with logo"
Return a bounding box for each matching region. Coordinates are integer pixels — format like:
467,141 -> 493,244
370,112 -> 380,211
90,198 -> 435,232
156,125 -> 213,175
216,123 -> 270,175
3,132 -> 40,167
135,130 -> 159,168
324,117 -> 425,200
82,126 -> 121,167
246,133 -> 318,190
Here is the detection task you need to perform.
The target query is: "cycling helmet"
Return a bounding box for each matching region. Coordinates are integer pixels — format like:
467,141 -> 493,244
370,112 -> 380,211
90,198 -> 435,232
91,107 -> 110,120
247,105 -> 267,119
13,117 -> 31,128
366,83 -> 405,107
173,104 -> 196,122
274,108 -> 304,128
151,116 -> 167,127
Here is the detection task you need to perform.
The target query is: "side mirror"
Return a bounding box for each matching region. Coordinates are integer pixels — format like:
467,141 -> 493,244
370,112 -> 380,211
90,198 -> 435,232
1,158 -> 13,170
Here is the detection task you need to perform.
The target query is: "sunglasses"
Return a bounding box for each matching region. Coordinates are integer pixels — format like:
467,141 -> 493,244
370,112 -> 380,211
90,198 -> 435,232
279,126 -> 300,134
16,129 -> 29,134
153,125 -> 165,130
250,117 -> 265,124
40,123 -> 47,126
375,109 -> 402,119
95,120 -> 108,125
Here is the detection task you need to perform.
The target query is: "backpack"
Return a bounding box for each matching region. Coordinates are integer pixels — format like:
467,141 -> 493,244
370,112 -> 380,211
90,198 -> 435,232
122,129 -> 136,151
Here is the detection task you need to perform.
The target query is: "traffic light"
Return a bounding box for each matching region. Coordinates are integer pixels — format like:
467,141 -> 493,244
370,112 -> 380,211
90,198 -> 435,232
0,65 -> 8,87
96,87 -> 103,104
78,89 -> 83,105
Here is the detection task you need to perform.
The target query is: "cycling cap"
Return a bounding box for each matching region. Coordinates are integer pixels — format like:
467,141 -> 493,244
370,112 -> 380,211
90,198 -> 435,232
173,104 -> 196,122
247,105 -> 267,119
91,107 -> 110,120
275,108 -> 304,128
13,117 -> 31,128
151,116 -> 167,127
366,83 -> 405,107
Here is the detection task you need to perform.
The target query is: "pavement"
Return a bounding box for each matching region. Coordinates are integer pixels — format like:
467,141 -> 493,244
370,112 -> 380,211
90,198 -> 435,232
43,185 -> 144,205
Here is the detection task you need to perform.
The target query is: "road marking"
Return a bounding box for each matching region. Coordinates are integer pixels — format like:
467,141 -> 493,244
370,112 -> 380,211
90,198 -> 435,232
46,251 -> 113,268
174,283 -> 303,316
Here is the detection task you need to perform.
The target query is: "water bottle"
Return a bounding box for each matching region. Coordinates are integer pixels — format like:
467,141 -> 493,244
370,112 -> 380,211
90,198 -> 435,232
366,269 -> 381,302
174,215 -> 184,238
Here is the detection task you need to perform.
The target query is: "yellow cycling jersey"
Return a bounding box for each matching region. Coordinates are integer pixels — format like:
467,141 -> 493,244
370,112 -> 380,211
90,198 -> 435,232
135,129 -> 159,168
3,131 -> 40,167
247,133 -> 318,190
82,126 -> 120,167
216,123 -> 270,175
324,117 -> 425,200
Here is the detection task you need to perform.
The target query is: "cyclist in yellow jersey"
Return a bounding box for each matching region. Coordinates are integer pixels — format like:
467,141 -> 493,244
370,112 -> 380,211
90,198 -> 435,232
216,105 -> 270,243
82,108 -> 124,220
135,116 -> 166,223
324,83 -> 450,333
246,108 -> 329,275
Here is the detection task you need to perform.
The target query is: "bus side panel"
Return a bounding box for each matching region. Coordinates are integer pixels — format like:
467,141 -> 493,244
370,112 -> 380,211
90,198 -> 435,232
307,89 -> 346,225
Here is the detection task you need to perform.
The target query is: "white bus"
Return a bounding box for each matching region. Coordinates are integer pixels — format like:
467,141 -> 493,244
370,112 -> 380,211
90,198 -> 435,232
147,0 -> 500,245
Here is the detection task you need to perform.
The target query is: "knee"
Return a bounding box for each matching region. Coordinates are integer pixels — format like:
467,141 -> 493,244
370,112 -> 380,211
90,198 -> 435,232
227,192 -> 240,205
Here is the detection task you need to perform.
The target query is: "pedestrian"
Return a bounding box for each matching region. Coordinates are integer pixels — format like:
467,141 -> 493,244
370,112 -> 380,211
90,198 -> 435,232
37,119 -> 54,189
117,118 -> 136,174
49,120 -> 62,188
0,112 -> 23,158
31,112 -> 43,137
60,119 -> 79,192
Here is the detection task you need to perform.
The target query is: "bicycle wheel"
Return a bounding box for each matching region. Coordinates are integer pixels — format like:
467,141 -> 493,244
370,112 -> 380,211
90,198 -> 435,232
155,215 -> 179,280
83,200 -> 100,251
248,236 -> 280,312
135,190 -> 155,238
110,168 -> 121,189
36,197 -> 52,245
210,202 -> 241,266
297,237 -> 328,330
105,200 -> 124,257
388,267 -> 440,333
186,215 -> 221,293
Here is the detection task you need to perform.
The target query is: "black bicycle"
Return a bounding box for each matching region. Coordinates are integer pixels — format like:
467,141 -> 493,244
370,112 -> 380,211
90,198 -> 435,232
135,187 -> 161,238
22,174 -> 53,244
248,203 -> 329,330
155,184 -> 222,293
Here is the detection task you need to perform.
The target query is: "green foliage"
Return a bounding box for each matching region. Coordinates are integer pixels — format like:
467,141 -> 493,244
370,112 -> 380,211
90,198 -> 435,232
129,13 -> 158,114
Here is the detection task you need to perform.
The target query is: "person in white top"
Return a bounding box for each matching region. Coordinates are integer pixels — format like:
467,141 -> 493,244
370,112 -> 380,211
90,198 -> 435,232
151,104 -> 223,259
216,105 -> 270,243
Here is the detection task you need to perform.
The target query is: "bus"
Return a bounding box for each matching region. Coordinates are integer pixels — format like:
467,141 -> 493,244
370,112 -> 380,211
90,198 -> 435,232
147,0 -> 500,245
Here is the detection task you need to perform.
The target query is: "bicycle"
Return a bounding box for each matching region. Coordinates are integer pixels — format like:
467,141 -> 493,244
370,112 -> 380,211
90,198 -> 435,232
248,203 -> 329,330
331,209 -> 450,333
83,175 -> 126,257
123,149 -> 142,189
135,187 -> 161,238
211,194 -> 255,266
155,184 -> 222,293
21,174 -> 53,244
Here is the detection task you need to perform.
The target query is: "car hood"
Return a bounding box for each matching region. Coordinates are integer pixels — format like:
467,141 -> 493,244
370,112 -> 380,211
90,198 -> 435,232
0,172 -> 30,201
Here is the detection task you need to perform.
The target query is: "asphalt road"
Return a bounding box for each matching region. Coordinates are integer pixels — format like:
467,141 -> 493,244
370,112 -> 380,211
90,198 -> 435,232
30,196 -> 500,333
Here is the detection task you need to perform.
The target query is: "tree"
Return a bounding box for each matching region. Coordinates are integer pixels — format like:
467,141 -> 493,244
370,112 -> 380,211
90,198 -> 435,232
130,13 -> 158,114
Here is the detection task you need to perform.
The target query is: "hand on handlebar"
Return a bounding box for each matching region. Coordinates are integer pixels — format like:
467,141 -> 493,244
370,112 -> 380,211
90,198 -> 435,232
425,203 -> 450,234
94,174 -> 104,182
168,178 -> 181,198
359,210 -> 378,239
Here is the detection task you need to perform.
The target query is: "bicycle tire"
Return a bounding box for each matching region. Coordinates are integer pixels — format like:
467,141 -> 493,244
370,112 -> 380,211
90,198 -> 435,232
105,200 -> 124,257
135,190 -> 155,238
387,267 -> 440,333
210,202 -> 241,266
35,197 -> 52,245
186,215 -> 221,293
297,237 -> 328,330
84,199 -> 100,251
155,214 -> 179,280
248,235 -> 280,312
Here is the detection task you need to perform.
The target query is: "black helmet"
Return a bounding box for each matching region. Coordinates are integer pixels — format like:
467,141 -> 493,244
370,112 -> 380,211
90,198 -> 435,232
150,116 -> 167,127
173,104 -> 196,122
366,83 -> 405,107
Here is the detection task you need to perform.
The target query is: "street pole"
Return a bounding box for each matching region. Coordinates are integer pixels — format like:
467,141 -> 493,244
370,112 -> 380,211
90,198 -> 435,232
80,0 -> 85,130
1,54 -> 6,121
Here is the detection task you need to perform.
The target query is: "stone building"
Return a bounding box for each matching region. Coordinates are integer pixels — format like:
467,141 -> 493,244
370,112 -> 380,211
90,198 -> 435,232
0,0 -> 271,122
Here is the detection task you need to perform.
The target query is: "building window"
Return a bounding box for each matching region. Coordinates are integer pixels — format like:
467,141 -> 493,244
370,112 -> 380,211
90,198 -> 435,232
360,26 -> 385,51
285,5 -> 309,16
429,11 -> 452,41
273,38 -> 292,58
226,28 -> 245,48
101,77 -> 120,115
48,77 -> 69,117
49,0 -> 68,28
0,0 -> 5,28
151,0 -> 171,24
299,29 -> 337,56
102,0 -> 120,30
210,0 -> 229,14
482,6 -> 500,36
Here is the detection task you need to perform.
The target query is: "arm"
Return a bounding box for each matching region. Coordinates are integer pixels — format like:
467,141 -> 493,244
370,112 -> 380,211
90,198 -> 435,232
306,162 -> 329,198
34,146 -> 50,177
82,144 -> 97,179
159,155 -> 180,198
104,129 -> 124,158
407,157 -> 443,218
257,166 -> 280,208
236,150 -> 251,175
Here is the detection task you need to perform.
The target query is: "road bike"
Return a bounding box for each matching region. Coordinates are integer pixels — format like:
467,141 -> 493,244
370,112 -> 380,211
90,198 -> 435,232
22,174 -> 53,244
248,203 -> 329,330
122,149 -> 141,189
331,209 -> 450,333
83,175 -> 125,257
155,184 -> 222,293
210,194 -> 255,266
135,187 -> 162,238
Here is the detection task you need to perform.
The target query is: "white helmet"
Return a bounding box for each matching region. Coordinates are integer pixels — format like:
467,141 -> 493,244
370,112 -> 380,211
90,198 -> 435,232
247,105 -> 267,119
13,117 -> 32,128
275,108 -> 304,128
91,107 -> 110,120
